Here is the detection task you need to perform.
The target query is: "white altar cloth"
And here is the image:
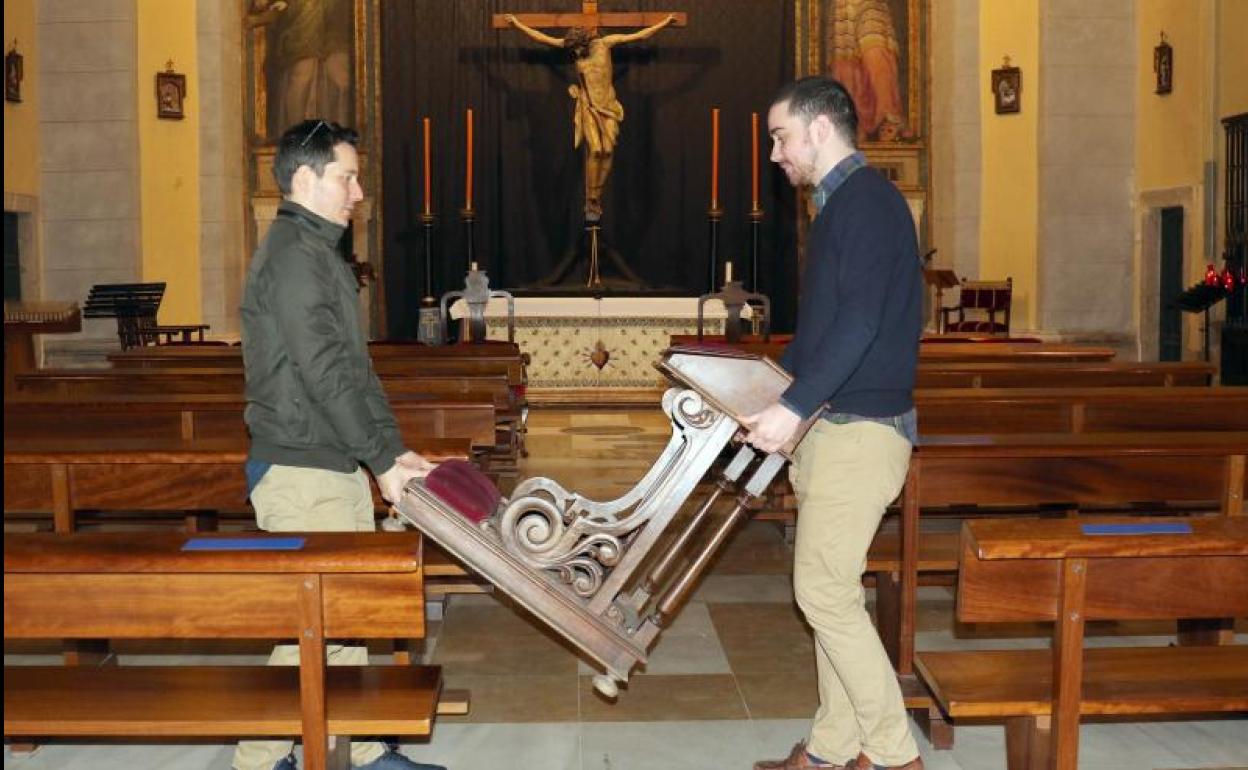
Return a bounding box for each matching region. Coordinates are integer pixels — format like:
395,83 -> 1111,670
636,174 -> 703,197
450,297 -> 747,391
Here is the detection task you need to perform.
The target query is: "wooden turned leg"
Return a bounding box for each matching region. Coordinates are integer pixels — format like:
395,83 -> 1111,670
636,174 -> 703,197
913,704 -> 954,750
875,570 -> 901,668
1005,715 -> 1050,770
1177,617 -> 1234,646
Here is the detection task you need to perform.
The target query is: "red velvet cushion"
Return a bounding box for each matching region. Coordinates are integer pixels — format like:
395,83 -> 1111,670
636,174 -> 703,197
424,459 -> 502,524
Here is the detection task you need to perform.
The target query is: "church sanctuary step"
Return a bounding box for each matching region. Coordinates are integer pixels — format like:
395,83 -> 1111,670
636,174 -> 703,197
3,665 -> 441,738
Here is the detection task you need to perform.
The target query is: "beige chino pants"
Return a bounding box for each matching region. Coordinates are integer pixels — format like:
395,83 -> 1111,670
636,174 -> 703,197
232,464 -> 387,770
789,420 -> 919,767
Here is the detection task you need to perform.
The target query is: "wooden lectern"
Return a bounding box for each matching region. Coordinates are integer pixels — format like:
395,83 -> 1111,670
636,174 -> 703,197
396,346 -> 820,697
924,269 -> 960,332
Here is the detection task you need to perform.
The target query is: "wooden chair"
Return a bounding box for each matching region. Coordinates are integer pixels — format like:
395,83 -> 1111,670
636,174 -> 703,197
941,278 -> 1012,335
83,282 -> 209,349
440,268 -> 514,344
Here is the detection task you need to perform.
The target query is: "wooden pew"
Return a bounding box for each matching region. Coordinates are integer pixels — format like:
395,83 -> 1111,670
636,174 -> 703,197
2,436 -> 472,534
914,517 -> 1248,770
917,361 -> 1214,388
887,431 -> 1248,677
12,369 -> 522,467
3,393 -> 498,454
2,436 -> 478,605
3,531 -> 441,770
666,340 -> 1211,386
670,335 -> 1118,363
914,386 -> 1248,434
109,342 -> 529,389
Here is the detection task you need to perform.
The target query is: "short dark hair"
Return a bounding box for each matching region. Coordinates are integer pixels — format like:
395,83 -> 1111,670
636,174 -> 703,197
772,76 -> 858,148
272,119 -> 360,195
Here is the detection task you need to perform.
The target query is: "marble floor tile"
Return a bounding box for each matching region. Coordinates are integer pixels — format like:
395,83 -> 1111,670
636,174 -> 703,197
397,723 -> 581,770
691,574 -> 793,604
707,603 -> 817,676
736,671 -> 819,719
439,673 -> 580,723
577,602 -> 732,677
578,674 -> 748,722
580,720 -> 763,770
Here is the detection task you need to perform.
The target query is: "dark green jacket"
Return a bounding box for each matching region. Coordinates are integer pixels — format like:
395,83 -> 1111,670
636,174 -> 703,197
241,201 -> 405,476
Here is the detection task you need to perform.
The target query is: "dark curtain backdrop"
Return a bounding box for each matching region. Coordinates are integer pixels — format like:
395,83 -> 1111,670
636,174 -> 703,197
381,1 -> 798,338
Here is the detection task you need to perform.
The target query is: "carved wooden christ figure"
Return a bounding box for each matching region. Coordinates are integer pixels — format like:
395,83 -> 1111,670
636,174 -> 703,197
497,3 -> 685,221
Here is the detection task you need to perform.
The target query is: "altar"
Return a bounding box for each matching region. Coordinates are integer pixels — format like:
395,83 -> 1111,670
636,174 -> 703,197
450,297 -> 741,399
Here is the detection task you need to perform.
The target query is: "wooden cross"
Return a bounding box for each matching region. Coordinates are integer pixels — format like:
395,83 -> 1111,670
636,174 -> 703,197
491,1 -> 687,30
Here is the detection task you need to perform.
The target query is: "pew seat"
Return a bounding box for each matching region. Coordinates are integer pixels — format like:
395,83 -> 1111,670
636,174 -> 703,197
914,646 -> 1248,720
4,665 -> 441,738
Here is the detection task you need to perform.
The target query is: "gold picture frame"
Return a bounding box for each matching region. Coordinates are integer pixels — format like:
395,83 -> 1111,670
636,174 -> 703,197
805,0 -> 925,145
155,64 -> 187,120
991,61 -> 1020,115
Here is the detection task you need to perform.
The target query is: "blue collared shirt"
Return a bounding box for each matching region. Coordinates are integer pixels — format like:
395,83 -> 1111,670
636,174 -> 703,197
811,151 -> 868,213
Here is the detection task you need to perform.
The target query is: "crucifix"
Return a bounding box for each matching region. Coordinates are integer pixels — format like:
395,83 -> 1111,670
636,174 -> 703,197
493,2 -> 687,224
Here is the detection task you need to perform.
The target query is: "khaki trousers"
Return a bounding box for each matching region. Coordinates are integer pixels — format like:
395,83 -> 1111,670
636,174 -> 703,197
789,420 -> 918,767
232,464 -> 386,770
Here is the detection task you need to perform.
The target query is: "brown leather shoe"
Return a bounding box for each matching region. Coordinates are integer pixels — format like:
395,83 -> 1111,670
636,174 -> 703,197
850,752 -> 924,770
753,742 -> 845,770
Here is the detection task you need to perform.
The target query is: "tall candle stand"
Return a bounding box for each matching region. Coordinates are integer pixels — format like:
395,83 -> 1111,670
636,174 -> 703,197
460,206 -> 477,277
416,210 -> 442,345
748,206 -> 764,294
706,205 -> 723,294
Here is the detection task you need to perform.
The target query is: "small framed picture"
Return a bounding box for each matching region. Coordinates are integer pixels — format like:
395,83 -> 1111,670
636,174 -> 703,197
5,44 -> 23,103
1154,33 -> 1173,95
155,67 -> 186,120
991,63 -> 1021,115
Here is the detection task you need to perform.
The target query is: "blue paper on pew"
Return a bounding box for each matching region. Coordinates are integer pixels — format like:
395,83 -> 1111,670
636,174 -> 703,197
1081,522 -> 1192,536
182,537 -> 306,551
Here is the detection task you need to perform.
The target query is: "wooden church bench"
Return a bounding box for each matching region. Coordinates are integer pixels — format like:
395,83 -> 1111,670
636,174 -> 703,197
3,436 -> 473,534
670,335 -> 1117,363
3,531 -> 442,770
914,517 -> 1248,770
3,391 -> 495,448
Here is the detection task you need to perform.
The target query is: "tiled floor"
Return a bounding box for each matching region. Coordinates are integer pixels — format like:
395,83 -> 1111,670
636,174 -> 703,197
5,409 -> 1247,769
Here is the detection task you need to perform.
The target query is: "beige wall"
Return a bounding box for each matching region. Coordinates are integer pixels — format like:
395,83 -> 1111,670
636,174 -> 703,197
3,0 -> 39,198
38,0 -> 142,348
979,0 -> 1038,330
137,0 -> 200,325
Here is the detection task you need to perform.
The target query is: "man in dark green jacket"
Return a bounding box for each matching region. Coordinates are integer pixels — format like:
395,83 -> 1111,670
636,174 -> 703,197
233,119 -> 442,770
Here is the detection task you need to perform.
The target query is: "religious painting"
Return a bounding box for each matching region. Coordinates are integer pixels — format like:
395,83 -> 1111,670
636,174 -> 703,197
991,62 -> 1020,115
813,0 -> 923,145
1154,32 -> 1173,95
5,42 -> 23,103
155,67 -> 187,120
245,0 -> 362,144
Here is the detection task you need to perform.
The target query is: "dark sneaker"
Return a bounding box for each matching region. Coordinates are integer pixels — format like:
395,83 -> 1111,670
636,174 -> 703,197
270,754 -> 297,770
354,749 -> 447,770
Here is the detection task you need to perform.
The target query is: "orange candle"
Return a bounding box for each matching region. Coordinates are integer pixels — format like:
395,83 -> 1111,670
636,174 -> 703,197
710,108 -> 720,209
422,117 -> 432,215
751,112 -> 759,210
465,108 -> 474,211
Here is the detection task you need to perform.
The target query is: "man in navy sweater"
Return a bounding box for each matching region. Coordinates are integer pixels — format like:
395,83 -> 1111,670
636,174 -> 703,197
745,77 -> 924,770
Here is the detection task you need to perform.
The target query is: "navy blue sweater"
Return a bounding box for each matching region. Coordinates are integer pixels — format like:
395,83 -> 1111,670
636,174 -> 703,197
780,165 -> 923,418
